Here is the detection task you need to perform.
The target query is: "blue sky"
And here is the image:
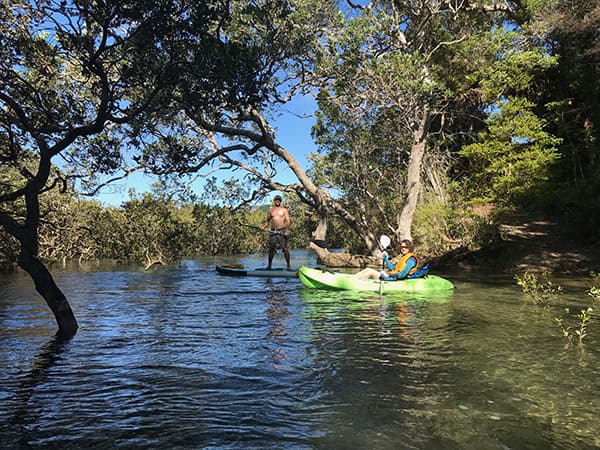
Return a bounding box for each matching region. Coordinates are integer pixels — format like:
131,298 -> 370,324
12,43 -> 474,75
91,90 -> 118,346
94,94 -> 318,206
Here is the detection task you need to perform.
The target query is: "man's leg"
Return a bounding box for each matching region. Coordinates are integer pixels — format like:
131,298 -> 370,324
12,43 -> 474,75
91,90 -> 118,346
284,248 -> 291,271
267,248 -> 274,269
281,235 -> 291,270
266,234 -> 275,269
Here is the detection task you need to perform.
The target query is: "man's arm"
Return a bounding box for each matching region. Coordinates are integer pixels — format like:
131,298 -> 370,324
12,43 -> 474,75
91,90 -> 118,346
282,208 -> 291,235
262,208 -> 272,230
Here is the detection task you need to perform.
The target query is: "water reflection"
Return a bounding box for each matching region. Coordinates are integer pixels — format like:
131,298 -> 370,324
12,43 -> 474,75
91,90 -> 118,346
8,333 -> 71,447
296,289 -> 454,448
265,287 -> 291,365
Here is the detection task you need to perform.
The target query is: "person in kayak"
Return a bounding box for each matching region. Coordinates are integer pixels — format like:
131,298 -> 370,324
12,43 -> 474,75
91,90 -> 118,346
261,194 -> 292,270
354,239 -> 418,280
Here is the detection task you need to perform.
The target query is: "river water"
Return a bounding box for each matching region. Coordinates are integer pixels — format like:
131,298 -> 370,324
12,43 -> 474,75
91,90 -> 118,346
1,250 -> 600,449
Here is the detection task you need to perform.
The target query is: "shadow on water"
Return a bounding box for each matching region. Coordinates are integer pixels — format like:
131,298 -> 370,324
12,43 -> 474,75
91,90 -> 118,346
7,333 -> 71,447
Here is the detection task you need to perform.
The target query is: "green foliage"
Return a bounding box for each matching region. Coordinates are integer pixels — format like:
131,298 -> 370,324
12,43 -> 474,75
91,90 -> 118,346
411,157 -> 503,253
588,273 -> 600,302
512,0 -> 600,230
0,185 -> 327,271
475,35 -> 558,101
191,203 -> 264,256
552,271 -> 600,345
460,97 -> 562,205
515,271 -> 598,346
38,194 -> 108,265
535,0 -> 600,186
457,26 -> 566,209
554,307 -> 593,345
410,197 -> 452,254
515,270 -> 563,305
119,193 -> 193,265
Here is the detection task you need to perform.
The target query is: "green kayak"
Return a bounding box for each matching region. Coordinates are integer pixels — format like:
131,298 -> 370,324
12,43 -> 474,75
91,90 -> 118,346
298,266 -> 454,293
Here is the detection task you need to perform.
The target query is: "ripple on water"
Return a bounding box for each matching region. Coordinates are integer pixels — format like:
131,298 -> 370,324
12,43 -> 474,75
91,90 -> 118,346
2,258 -> 600,449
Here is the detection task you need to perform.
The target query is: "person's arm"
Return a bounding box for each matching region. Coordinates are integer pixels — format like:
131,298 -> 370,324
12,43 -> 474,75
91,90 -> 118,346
262,208 -> 272,230
382,253 -> 395,271
283,208 -> 291,235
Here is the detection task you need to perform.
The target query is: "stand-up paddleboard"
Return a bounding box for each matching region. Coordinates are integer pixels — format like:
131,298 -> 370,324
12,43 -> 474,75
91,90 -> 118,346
216,264 -> 298,278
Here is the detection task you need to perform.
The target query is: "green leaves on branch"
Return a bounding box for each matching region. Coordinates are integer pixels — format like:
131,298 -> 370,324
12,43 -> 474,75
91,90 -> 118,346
515,270 -> 563,306
458,26 -> 563,207
473,30 -> 558,102
516,270 -> 599,346
589,273 -> 600,302
460,97 -> 562,205
555,307 -> 593,346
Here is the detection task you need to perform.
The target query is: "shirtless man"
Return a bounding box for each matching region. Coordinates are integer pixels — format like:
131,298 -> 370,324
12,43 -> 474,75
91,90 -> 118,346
262,195 -> 291,270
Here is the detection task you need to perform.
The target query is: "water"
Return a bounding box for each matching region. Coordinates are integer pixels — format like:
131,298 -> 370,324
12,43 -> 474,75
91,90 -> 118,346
1,250 -> 600,449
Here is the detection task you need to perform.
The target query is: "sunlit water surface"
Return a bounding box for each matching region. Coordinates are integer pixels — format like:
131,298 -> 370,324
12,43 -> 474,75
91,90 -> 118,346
2,250 -> 600,449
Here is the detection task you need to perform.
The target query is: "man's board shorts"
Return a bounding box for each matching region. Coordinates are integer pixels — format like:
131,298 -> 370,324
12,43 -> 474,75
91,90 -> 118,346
269,228 -> 288,249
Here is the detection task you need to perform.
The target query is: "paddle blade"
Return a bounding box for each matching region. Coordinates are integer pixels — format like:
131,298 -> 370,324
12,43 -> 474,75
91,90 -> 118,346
379,235 -> 391,250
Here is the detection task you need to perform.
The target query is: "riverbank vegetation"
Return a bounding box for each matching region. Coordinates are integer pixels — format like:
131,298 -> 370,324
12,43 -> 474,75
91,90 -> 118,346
0,177 -> 500,272
0,182 -> 355,271
516,271 -> 600,346
2,0 -> 599,334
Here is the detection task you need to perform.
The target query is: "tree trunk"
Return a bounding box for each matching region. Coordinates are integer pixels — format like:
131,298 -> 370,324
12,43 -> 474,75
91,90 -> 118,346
310,206 -> 328,248
1,173 -> 79,336
18,250 -> 78,336
309,242 -> 380,268
16,159 -> 79,336
397,105 -> 431,240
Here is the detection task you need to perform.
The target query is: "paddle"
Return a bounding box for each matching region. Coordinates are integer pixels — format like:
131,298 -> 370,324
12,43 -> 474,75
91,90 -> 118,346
378,234 -> 391,295
239,223 -> 266,232
239,223 -> 284,235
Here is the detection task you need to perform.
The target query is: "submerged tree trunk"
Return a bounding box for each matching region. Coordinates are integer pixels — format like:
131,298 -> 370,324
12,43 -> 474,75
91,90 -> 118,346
1,161 -> 79,336
18,250 -> 78,336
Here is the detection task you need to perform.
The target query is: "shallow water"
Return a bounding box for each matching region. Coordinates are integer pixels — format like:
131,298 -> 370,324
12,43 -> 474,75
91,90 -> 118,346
1,250 -> 600,449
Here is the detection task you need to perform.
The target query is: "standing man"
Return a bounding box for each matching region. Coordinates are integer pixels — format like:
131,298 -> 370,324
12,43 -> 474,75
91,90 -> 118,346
262,194 -> 291,270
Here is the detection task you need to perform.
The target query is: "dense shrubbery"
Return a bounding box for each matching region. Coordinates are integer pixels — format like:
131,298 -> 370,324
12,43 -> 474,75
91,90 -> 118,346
0,191 -> 332,271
